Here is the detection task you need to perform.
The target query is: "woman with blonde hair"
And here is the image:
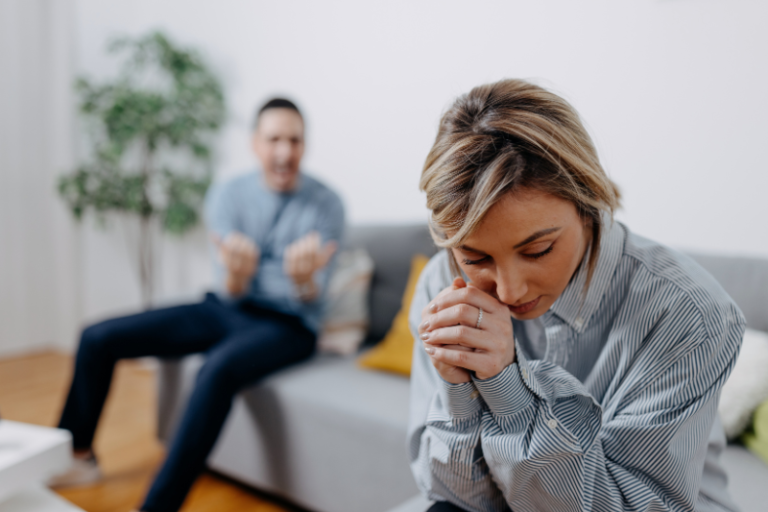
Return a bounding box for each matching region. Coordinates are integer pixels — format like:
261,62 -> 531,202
408,79 -> 743,512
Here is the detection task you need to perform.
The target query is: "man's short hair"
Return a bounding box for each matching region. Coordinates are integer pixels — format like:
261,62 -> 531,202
253,98 -> 303,130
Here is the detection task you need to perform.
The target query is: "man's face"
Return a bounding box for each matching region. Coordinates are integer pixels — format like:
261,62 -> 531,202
251,108 -> 305,192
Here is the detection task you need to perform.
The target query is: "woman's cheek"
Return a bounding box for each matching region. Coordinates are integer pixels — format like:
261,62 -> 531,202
546,251 -> 576,293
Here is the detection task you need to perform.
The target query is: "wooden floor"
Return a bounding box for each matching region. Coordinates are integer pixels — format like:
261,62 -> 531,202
0,351 -> 291,512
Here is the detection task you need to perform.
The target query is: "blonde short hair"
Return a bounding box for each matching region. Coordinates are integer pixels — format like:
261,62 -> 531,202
421,79 -> 621,285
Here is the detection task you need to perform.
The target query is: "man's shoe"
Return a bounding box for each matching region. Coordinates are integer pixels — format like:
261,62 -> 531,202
47,455 -> 102,488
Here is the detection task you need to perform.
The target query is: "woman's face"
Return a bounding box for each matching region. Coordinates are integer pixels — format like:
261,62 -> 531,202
451,187 -> 591,320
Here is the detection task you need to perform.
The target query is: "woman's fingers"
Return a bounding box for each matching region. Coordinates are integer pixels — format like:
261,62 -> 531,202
419,278 -> 467,330
418,277 -> 514,381
422,324 -> 494,352
427,345 -> 487,372
429,284 -> 502,316
432,344 -> 508,378
427,303 -> 486,331
420,284 -> 502,337
420,278 -> 516,381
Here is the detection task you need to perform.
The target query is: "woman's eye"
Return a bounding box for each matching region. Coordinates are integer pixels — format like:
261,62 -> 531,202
524,245 -> 554,260
462,255 -> 489,266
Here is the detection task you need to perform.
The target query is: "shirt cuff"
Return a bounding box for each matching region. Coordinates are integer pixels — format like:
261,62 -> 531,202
472,362 -> 535,416
437,379 -> 483,419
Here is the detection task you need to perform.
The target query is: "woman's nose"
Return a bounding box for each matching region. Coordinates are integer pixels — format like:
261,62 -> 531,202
495,268 -> 527,305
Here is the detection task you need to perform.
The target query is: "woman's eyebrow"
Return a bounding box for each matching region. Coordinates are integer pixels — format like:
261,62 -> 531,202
458,227 -> 561,254
513,227 -> 561,249
458,244 -> 486,254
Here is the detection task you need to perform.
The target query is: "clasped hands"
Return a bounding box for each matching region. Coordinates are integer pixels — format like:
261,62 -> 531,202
419,277 -> 516,384
213,231 -> 336,299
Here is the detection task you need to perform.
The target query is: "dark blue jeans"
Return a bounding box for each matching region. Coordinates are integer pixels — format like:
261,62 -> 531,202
58,293 -> 316,512
428,503 -> 468,511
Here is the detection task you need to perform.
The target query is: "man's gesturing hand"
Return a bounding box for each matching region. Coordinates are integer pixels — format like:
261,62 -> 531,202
420,277 -> 516,382
213,232 -> 260,296
284,231 -> 337,299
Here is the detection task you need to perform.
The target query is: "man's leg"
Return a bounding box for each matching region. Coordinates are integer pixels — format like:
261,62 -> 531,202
427,503 -> 470,512
140,311 -> 315,512
58,296 -> 231,451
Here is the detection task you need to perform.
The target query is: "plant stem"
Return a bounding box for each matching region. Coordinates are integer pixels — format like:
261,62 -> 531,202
139,142 -> 154,309
139,214 -> 153,309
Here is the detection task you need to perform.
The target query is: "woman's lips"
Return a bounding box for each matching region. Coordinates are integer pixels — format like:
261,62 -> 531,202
508,296 -> 541,315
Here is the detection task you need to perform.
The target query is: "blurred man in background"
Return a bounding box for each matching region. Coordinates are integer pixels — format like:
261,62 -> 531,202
50,98 -> 345,512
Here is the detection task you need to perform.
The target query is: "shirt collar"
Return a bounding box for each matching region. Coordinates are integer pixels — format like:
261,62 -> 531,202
548,216 -> 626,333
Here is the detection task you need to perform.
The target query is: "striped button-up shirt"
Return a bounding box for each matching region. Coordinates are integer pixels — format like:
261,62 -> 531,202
408,220 -> 745,512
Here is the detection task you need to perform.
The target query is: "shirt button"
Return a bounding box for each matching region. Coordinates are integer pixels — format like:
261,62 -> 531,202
574,317 -> 584,328
547,419 -> 558,430
470,390 -> 479,400
521,368 -> 528,380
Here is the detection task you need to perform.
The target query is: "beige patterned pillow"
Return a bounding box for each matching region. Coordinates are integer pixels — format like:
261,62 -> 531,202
719,328 -> 768,439
318,249 -> 374,355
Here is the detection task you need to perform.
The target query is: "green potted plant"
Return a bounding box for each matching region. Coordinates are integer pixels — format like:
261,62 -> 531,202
59,31 -> 225,307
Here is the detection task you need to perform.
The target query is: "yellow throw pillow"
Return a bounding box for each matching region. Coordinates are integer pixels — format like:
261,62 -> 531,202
358,254 -> 430,376
742,399 -> 768,465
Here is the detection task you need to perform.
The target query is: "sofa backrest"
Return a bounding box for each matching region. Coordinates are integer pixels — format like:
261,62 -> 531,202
346,224 -> 437,343
345,223 -> 768,342
687,253 -> 768,333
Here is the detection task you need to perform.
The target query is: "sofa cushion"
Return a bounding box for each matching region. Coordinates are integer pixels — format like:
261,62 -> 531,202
158,353 -> 419,512
250,353 -> 411,429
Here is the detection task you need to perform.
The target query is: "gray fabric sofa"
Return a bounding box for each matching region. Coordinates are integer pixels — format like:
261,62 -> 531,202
157,225 -> 768,512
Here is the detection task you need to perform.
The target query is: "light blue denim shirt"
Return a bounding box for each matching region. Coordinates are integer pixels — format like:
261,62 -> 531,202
204,169 -> 345,334
408,219 -> 744,512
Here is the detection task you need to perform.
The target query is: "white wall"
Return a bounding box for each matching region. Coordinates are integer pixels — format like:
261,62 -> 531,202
71,0 -> 767,324
0,0 -> 80,356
